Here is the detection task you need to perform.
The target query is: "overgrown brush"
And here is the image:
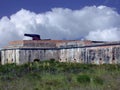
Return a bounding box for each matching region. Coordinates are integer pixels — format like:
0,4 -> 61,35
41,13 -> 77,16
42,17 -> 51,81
0,61 -> 120,90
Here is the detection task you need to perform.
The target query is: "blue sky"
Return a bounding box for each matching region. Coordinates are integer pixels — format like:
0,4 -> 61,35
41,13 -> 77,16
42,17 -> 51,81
0,0 -> 120,18
0,0 -> 120,47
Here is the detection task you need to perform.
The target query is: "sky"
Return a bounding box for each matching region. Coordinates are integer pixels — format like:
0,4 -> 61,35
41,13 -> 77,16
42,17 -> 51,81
0,0 -> 120,47
0,0 -> 120,18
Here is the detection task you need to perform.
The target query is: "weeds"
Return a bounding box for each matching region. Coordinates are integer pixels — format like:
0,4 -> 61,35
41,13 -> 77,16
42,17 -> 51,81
77,74 -> 91,84
0,61 -> 120,90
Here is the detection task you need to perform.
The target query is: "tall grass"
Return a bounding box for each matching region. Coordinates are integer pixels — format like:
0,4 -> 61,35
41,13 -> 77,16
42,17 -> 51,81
0,61 -> 120,90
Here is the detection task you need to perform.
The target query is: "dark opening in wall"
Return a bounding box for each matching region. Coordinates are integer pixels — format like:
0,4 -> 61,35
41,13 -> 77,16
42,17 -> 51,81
12,59 -> 13,62
59,58 -> 61,61
99,58 -> 102,64
99,58 -> 102,60
66,58 -> 67,61
112,57 -> 115,61
34,59 -> 40,62
112,57 -> 116,64
74,59 -> 76,62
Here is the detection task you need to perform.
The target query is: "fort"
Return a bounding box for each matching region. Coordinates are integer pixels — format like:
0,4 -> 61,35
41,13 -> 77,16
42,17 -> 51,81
1,34 -> 120,65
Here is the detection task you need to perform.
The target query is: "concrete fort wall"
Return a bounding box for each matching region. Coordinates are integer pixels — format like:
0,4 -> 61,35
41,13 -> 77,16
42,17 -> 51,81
19,49 -> 59,64
1,44 -> 120,65
59,45 -> 120,64
1,49 -> 20,65
1,49 -> 59,65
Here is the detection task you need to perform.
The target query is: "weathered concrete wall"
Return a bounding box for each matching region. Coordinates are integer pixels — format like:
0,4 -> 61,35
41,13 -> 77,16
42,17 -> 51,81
59,45 -> 120,64
85,45 -> 120,64
19,49 -> 59,64
1,49 -> 59,65
59,48 -> 81,63
1,50 -> 20,64
1,40 -> 120,65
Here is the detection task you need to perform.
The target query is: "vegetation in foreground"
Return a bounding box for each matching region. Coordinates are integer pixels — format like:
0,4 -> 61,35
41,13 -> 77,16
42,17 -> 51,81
0,60 -> 120,90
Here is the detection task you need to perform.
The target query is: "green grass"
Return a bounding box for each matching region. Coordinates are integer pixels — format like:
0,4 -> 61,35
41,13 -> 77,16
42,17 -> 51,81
0,61 -> 120,90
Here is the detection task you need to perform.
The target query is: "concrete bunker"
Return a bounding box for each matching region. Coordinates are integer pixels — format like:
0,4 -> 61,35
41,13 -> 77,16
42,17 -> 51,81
1,35 -> 120,65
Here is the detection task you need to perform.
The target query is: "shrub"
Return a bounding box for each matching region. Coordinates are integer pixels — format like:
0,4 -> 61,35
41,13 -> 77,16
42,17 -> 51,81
27,72 -> 41,80
45,80 -> 61,86
77,74 -> 90,84
0,74 -> 15,81
50,58 -> 55,63
93,76 -> 104,85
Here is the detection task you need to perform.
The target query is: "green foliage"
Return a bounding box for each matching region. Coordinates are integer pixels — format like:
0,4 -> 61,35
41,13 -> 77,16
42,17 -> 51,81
50,58 -> 55,63
0,60 -> 120,90
77,74 -> 91,84
27,72 -> 41,80
93,76 -> 103,85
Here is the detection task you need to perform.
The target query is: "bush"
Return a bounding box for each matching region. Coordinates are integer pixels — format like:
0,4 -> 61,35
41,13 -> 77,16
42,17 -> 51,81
93,76 -> 103,85
45,80 -> 61,86
27,72 -> 41,80
50,58 -> 55,63
77,74 -> 90,84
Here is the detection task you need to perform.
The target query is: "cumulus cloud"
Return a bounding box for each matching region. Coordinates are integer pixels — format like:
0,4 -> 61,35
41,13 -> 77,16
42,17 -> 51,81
0,5 -> 120,47
86,28 -> 120,41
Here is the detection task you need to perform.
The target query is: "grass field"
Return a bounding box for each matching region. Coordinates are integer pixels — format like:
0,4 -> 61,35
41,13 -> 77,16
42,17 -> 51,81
0,60 -> 120,90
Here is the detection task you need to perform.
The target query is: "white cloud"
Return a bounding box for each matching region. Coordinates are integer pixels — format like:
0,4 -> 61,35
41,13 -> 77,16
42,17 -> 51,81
0,5 -> 120,47
86,28 -> 120,41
